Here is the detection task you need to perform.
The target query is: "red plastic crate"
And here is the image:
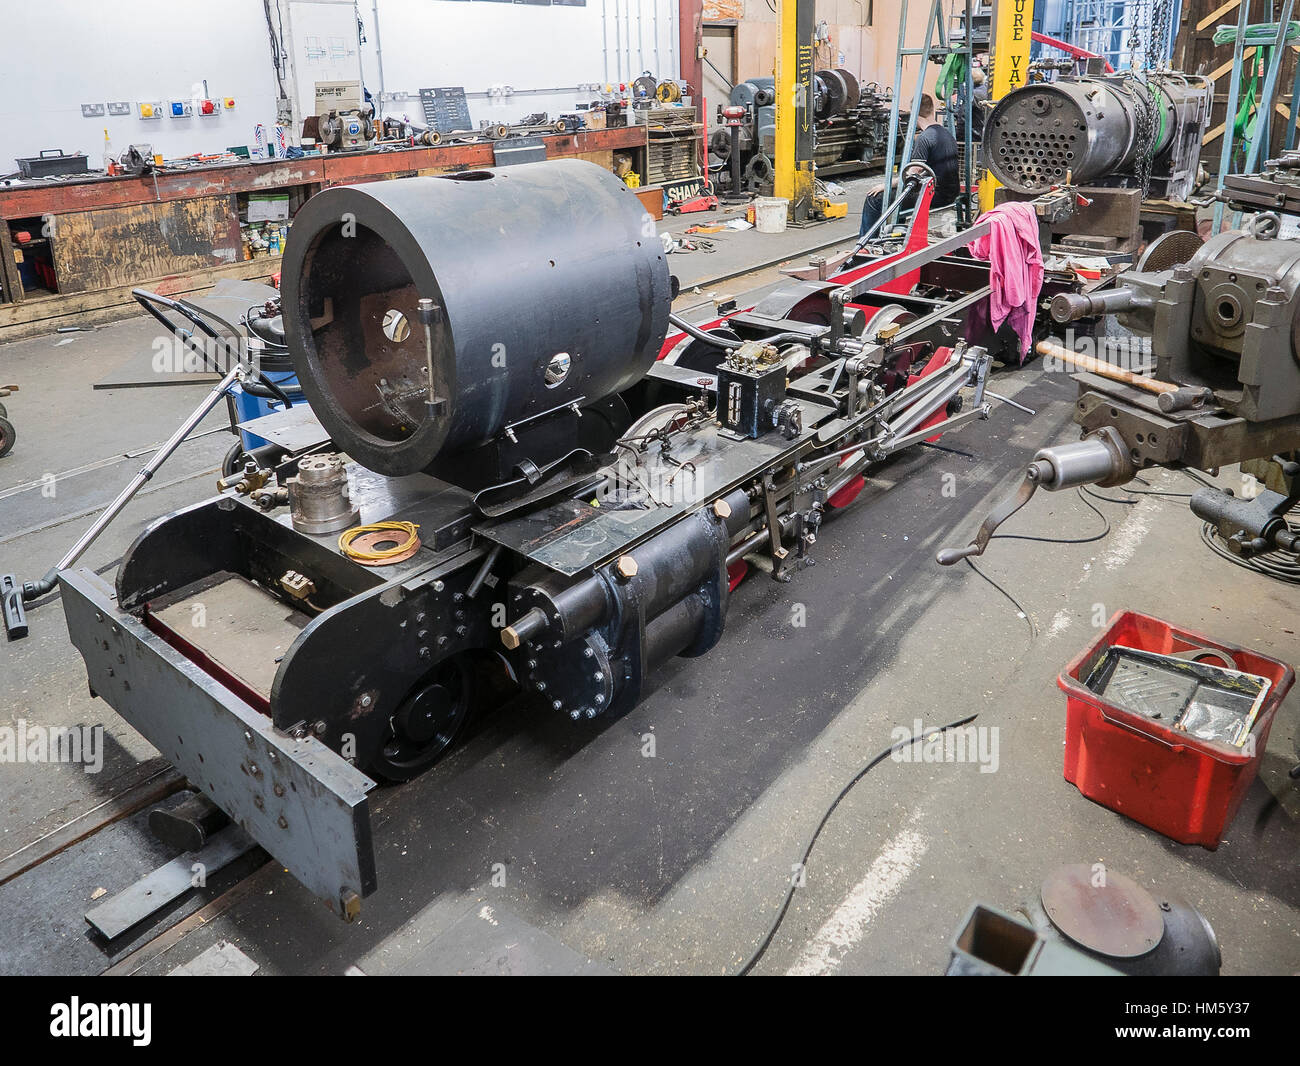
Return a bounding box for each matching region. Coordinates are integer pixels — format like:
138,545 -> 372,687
1058,610 -> 1294,849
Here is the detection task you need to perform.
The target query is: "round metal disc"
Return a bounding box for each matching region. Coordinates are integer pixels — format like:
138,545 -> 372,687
863,304 -> 917,339
1041,864 -> 1165,959
816,69 -> 848,120
1138,229 -> 1205,272
835,68 -> 861,110
985,85 -> 1084,193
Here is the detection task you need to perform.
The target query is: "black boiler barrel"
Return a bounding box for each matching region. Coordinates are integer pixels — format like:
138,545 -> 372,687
281,159 -> 671,476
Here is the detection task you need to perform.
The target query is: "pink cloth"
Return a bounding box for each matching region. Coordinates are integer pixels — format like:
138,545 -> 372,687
966,202 -> 1044,363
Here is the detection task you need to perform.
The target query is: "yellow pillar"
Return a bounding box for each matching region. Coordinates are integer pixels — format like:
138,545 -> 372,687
980,0 -> 1036,213
774,0 -> 815,220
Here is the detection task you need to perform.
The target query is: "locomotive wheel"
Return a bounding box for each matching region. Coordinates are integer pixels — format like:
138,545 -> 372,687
368,657 -> 476,782
222,440 -> 247,478
623,402 -> 693,439
0,416 -> 14,458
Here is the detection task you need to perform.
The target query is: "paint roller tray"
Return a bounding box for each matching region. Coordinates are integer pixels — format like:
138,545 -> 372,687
1084,645 -> 1271,748
1058,610 -> 1295,848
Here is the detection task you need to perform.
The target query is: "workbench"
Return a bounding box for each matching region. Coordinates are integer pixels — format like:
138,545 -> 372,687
0,126 -> 649,339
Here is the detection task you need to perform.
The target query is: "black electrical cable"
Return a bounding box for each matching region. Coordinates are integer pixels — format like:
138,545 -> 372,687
248,370 -> 295,410
1199,520 -> 1300,583
954,486 -> 1137,640
991,487 -> 1112,547
736,712 -> 979,976
965,557 -> 1037,637
1081,485 -> 1138,506
1179,468 -> 1218,490
262,0 -> 288,98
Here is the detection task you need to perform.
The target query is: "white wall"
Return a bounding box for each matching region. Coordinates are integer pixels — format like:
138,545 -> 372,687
0,0 -> 282,171
0,0 -> 682,173
361,0 -> 680,128
281,0 -> 365,131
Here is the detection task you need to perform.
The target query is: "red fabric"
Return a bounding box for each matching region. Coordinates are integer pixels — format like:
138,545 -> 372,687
966,202 -> 1044,363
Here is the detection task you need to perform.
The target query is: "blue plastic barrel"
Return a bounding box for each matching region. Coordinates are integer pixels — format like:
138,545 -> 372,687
230,370 -> 305,451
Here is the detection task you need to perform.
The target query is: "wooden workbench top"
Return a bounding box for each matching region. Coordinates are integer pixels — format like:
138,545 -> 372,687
0,126 -> 648,219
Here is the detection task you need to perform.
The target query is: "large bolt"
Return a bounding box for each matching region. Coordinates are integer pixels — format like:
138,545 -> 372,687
615,555 -> 638,580
713,498 -> 732,520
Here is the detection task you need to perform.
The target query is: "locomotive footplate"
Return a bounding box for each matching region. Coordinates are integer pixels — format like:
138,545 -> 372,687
60,568 -> 377,919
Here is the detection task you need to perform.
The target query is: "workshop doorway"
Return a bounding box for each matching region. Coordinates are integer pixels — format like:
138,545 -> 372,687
701,23 -> 737,116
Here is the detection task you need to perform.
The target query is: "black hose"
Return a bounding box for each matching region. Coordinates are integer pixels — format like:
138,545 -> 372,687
244,371 -> 295,409
668,314 -> 737,349
22,568 -> 59,601
668,314 -> 820,354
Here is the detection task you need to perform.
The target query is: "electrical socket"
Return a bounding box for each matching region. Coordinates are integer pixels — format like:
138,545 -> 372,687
107,101 -> 131,116
81,103 -> 106,118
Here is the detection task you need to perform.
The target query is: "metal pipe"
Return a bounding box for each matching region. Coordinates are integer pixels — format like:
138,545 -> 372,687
371,0 -> 386,116
653,0 -> 661,78
624,0 -> 632,87
669,0 -> 679,87
25,361 -> 247,601
637,0 -> 646,76
614,0 -> 623,83
1230,0 -> 1297,228
962,0 -> 973,228
668,313 -> 735,348
1212,0 -> 1253,234
882,0 -> 910,196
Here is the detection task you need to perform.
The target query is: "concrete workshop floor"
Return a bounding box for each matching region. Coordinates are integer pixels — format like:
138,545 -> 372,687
0,200 -> 1296,976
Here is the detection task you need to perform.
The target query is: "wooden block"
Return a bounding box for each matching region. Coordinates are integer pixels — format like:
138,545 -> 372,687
1064,187 -> 1142,240
51,195 -> 242,295
0,257 -> 278,341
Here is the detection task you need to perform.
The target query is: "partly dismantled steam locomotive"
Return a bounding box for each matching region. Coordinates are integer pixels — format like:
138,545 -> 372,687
49,159 -> 1038,916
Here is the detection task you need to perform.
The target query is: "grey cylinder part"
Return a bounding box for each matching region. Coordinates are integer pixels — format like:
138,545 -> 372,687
1033,436 -> 1125,489
1182,227 -> 1300,361
281,159 -> 672,476
984,74 -> 1206,193
288,453 -> 361,535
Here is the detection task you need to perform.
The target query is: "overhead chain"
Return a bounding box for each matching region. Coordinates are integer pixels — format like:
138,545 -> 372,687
1133,78 -> 1158,198
1127,0 -> 1149,72
1152,0 -> 1173,70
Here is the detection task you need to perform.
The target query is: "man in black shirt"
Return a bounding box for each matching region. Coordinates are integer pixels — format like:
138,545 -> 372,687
859,93 -> 961,238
